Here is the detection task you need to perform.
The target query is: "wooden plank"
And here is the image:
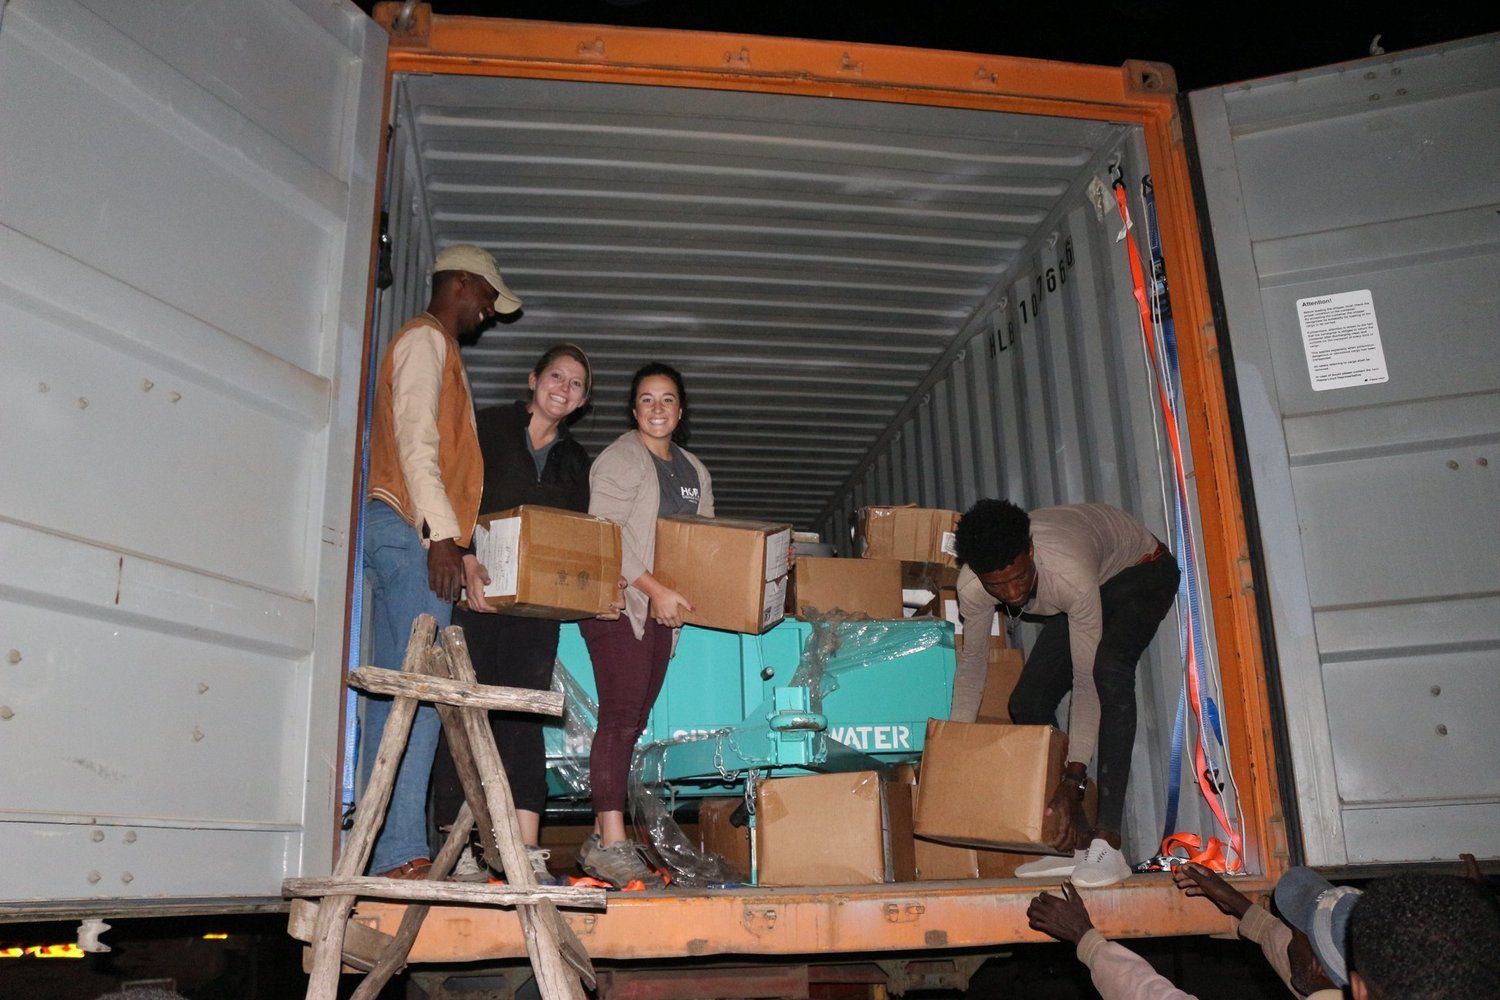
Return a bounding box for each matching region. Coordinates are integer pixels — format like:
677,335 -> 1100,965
350,665 -> 564,716
283,876 -> 606,909
437,625 -> 593,998
301,614 -> 435,1000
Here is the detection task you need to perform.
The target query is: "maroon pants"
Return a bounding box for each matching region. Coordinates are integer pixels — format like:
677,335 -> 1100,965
578,615 -> 674,813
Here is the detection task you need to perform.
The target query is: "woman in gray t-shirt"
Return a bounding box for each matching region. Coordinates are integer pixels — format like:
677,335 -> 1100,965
578,362 -> 715,888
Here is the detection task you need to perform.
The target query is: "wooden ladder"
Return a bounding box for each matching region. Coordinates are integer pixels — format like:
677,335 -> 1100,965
286,614 -> 602,1000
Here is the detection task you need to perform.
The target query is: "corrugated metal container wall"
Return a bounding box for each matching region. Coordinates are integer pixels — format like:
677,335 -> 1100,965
819,134 -> 1227,863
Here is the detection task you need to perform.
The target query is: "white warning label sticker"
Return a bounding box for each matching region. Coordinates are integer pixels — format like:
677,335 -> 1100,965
1296,290 -> 1389,391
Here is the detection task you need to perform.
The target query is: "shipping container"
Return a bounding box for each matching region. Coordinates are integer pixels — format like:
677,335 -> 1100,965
2,0 -> 1495,985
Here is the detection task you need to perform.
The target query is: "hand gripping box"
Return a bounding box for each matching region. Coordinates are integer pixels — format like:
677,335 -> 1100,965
912,720 -> 1070,855
470,506 -> 622,619
653,515 -> 792,634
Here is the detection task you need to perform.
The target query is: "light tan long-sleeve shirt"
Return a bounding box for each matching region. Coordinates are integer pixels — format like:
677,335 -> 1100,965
953,503 -> 1158,765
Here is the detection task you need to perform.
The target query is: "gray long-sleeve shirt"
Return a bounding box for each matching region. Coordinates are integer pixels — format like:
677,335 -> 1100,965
953,503 -> 1158,765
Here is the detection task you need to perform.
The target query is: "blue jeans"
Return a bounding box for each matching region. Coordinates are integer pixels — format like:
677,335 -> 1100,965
359,500 -> 449,873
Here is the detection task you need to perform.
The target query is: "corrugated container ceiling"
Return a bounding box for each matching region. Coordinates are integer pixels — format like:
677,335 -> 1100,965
395,74 -> 1130,526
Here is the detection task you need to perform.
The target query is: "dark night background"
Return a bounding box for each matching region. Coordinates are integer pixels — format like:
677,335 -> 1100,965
363,1 -> 1500,91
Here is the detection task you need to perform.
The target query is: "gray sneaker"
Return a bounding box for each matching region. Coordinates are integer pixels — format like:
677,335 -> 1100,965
449,843 -> 489,883
576,833 -> 665,889
527,846 -> 562,887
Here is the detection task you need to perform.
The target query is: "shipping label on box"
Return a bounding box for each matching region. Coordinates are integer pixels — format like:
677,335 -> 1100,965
792,556 -> 904,620
655,515 -> 792,634
913,720 -> 1069,854
471,506 -> 622,619
859,506 -> 960,568
757,771 -> 914,886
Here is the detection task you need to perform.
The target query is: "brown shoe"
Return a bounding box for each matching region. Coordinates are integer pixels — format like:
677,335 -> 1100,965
373,857 -> 431,880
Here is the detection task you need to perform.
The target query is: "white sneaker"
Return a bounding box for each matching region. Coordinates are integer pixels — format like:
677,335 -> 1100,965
449,845 -> 488,883
1070,838 -> 1132,888
1013,849 -> 1085,879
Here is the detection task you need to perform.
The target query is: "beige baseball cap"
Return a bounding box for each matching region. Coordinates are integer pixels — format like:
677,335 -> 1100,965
432,244 -> 522,314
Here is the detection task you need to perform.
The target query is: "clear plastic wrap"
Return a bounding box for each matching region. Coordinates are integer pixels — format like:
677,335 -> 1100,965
546,658 -> 598,799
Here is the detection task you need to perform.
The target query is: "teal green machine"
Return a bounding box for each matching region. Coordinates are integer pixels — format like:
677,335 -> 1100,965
543,616 -> 956,800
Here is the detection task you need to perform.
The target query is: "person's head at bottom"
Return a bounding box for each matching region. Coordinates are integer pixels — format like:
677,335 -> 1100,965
1345,872 -> 1500,1000
1273,866 -> 1359,994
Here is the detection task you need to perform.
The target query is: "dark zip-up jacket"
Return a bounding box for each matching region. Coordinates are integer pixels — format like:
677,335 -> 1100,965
474,400 -> 590,516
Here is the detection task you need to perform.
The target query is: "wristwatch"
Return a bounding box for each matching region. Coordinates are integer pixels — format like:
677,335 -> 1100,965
1060,769 -> 1088,797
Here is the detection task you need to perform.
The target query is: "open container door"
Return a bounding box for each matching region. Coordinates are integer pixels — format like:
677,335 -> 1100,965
1189,34 -> 1500,867
0,0 -> 385,916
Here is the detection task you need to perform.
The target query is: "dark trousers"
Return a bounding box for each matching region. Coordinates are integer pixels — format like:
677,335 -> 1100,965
431,610 -> 560,823
1007,553 -> 1180,835
577,615 -> 674,814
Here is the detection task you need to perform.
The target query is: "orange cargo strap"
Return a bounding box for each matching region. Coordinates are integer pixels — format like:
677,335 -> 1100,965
1113,180 -> 1244,873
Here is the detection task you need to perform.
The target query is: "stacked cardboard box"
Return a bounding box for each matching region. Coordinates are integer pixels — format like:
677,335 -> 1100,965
858,506 -> 960,566
470,506 -> 622,619
790,556 -> 904,620
654,515 -> 792,634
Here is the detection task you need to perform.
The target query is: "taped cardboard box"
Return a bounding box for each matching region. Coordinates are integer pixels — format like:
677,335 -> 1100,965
792,556 -> 903,620
654,515 -> 792,634
756,771 -> 915,886
470,506 -> 622,619
859,506 -> 960,568
697,797 -> 750,880
913,720 -> 1069,854
955,632 -> 1026,725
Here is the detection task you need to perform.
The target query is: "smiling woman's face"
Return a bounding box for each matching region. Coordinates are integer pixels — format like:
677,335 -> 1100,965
529,356 -> 588,421
632,374 -> 682,442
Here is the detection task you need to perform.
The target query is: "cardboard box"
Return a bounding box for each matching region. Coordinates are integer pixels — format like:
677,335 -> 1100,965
697,797 -> 751,879
955,633 -> 1026,725
756,771 -> 916,886
470,506 -> 622,619
654,515 -> 792,634
791,556 -> 903,620
913,721 -> 1069,854
859,506 -> 960,567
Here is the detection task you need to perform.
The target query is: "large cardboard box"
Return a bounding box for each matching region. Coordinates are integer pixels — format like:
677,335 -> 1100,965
654,515 -> 792,634
470,506 -> 622,619
791,556 -> 903,620
859,506 -> 960,567
913,720 -> 1069,854
757,771 -> 916,886
955,633 -> 1027,724
697,797 -> 751,879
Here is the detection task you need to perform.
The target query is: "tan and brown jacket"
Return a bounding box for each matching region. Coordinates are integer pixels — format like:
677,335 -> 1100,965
367,314 -> 482,547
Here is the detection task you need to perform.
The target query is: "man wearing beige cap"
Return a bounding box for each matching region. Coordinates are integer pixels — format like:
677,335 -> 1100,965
358,244 -> 521,879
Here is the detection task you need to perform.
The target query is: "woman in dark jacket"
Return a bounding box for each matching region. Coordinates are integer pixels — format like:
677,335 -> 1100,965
430,344 -> 594,885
